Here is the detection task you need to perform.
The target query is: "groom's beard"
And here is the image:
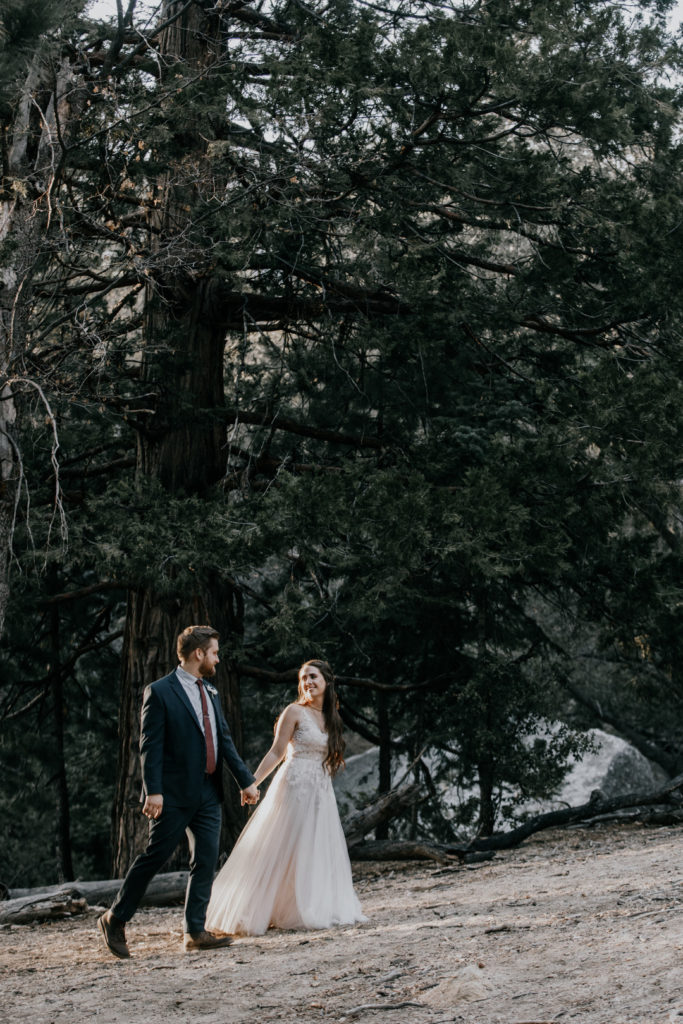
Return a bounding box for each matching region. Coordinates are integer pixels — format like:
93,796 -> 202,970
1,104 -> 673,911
198,657 -> 217,677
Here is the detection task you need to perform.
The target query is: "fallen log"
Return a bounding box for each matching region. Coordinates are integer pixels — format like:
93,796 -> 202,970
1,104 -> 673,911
349,839 -> 495,864
5,871 -> 188,908
7,776 -> 679,923
579,804 -> 683,828
342,782 -> 420,846
0,889 -> 88,925
456,771 -> 683,855
349,840 -> 454,863
349,774 -> 683,861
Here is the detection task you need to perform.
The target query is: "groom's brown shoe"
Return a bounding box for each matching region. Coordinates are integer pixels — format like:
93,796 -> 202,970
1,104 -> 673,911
183,930 -> 234,952
97,909 -> 131,959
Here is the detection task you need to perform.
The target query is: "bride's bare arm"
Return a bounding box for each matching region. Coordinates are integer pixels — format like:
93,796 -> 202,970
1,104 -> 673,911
253,704 -> 300,786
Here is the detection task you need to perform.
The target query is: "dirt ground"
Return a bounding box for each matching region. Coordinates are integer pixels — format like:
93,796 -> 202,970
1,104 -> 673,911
1,822 -> 681,1024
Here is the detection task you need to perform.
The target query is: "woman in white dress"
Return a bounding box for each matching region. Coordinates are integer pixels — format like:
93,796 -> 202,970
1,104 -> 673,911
206,660 -> 367,935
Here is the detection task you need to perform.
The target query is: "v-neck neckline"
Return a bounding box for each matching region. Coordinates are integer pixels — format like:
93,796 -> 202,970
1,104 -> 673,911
301,704 -> 327,734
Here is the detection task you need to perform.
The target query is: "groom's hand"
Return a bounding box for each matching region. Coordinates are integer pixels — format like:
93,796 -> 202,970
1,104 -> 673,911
143,794 -> 164,819
240,784 -> 259,806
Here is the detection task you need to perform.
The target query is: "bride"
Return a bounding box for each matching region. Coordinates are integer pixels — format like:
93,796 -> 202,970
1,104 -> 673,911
205,660 -> 367,935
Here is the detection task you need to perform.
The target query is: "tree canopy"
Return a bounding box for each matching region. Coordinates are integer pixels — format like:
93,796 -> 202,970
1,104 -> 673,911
1,0 -> 683,885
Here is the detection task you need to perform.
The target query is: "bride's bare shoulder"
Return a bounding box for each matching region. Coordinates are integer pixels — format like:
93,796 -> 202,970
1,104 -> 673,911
278,702 -> 304,725
280,702 -> 307,737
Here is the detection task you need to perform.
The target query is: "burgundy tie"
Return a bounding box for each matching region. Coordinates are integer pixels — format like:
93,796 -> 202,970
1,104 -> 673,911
196,679 -> 217,774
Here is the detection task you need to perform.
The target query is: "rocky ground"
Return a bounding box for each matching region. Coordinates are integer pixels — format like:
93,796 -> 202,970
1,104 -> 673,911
1,822 -> 681,1024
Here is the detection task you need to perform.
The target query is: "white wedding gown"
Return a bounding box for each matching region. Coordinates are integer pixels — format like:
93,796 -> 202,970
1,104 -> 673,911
206,707 -> 367,935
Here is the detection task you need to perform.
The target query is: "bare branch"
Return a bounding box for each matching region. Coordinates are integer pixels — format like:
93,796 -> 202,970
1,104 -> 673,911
7,377 -> 67,559
225,407 -> 383,449
237,663 -> 456,693
37,581 -> 125,606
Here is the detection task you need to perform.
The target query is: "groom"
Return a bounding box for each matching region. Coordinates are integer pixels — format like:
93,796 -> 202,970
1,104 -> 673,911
98,625 -> 259,958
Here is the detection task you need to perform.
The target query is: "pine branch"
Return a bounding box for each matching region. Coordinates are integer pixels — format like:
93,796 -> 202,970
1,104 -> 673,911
37,581 -> 125,606
224,407 -> 383,450
237,663 -> 457,693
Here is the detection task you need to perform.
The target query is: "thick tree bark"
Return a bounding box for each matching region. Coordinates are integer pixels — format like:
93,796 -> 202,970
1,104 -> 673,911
112,2 -> 248,874
409,689 -> 425,840
112,306 -> 249,875
348,841 -> 495,864
111,274 -> 250,878
0,871 -> 191,923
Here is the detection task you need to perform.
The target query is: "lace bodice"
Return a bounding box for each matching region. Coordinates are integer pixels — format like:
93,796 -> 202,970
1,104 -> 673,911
281,707 -> 331,794
289,707 -> 328,760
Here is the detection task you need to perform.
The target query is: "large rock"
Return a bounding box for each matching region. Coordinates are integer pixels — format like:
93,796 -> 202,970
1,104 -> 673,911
333,728 -> 670,826
553,728 -> 669,805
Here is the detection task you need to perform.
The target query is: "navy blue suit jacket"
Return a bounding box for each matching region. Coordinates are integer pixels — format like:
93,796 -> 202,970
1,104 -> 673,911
139,670 -> 254,806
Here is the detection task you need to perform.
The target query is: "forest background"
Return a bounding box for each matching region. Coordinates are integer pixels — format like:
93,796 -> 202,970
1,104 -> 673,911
1,0 -> 683,891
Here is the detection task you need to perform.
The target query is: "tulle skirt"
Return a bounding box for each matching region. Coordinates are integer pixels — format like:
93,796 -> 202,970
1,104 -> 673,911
206,756 -> 367,935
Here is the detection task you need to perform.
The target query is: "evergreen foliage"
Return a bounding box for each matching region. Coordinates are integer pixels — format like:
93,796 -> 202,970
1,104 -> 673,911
1,0 -> 683,882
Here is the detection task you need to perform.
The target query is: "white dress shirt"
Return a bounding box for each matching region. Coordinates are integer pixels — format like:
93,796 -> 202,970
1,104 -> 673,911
176,664 -> 218,754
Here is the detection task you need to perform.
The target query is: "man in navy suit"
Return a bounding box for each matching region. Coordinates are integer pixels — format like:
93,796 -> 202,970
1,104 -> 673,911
98,625 -> 259,958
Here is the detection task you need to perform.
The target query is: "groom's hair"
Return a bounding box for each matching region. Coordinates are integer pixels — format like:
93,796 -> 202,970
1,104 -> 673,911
177,625 -> 220,660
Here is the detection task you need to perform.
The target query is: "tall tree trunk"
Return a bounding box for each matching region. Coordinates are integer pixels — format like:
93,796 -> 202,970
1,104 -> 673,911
0,385 -> 17,638
111,2 -> 248,874
475,595 -> 495,836
476,757 -> 496,837
409,687 -> 425,841
376,691 -> 391,840
111,281 -> 249,873
49,596 -> 74,882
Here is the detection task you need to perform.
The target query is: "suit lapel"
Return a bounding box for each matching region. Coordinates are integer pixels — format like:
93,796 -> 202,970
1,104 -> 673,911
169,671 -> 204,735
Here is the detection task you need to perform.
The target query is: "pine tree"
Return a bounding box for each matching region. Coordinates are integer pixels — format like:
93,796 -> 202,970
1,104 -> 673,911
2,0 -> 683,872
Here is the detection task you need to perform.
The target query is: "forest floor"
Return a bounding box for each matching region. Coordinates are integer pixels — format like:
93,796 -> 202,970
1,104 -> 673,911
0,821 -> 681,1024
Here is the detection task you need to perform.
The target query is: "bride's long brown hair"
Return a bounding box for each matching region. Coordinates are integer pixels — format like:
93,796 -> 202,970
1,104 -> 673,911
297,659 -> 345,777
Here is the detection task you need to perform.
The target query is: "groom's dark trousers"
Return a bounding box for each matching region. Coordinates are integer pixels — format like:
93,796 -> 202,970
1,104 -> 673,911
110,670 -> 254,934
110,776 -> 221,933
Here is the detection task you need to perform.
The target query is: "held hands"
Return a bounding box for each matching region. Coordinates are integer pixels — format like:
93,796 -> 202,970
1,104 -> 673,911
142,794 -> 164,820
241,783 -> 260,806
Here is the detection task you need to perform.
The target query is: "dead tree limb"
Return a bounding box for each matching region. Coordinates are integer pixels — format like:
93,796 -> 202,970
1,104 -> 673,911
345,774 -> 683,863
342,782 -> 420,846
348,840 -> 496,864
237,663 -> 454,693
348,840 -> 454,863
4,871 -> 188,914
458,771 -> 683,854
0,890 -> 88,924
578,804 -> 683,827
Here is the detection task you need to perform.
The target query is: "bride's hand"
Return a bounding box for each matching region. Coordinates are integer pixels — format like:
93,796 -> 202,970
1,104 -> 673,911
241,783 -> 260,806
